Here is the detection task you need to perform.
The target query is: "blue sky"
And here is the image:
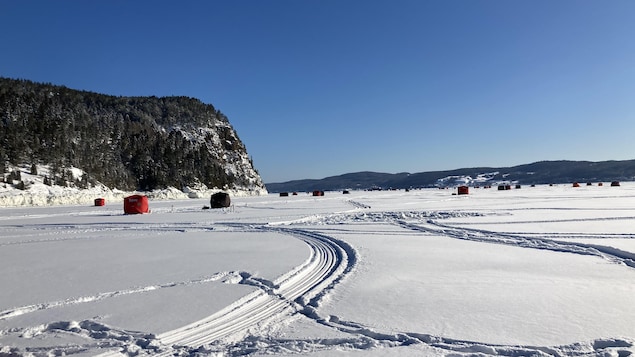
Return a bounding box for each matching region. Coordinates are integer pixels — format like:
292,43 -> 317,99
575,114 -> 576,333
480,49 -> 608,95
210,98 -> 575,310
2,1 -> 634,183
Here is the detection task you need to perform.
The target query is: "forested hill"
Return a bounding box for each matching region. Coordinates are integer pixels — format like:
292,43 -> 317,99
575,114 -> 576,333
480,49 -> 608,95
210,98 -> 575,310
0,77 -> 265,192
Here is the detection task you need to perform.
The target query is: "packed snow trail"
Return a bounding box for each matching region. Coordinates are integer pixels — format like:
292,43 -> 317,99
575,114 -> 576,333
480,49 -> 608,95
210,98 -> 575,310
153,226 -> 357,351
298,207 -> 635,269
0,272 -> 240,322
395,219 -> 635,268
0,218 -> 357,357
220,315 -> 634,357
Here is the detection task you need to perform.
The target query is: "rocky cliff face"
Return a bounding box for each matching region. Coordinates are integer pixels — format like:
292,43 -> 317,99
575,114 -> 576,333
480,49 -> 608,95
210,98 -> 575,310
0,77 -> 267,194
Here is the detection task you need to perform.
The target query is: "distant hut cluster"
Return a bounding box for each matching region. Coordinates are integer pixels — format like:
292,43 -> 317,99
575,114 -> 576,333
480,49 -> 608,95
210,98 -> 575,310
571,181 -> 620,187
277,190 -> 352,197
439,179 -> 629,193
447,183 -> 528,195
274,180 -> 627,200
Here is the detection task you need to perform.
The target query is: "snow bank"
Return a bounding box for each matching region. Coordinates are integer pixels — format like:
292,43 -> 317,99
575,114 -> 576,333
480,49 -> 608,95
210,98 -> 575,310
0,186 -> 267,207
0,165 -> 267,207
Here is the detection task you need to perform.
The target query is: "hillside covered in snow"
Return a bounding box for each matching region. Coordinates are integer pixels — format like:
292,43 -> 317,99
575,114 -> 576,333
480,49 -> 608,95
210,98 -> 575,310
0,77 -> 266,195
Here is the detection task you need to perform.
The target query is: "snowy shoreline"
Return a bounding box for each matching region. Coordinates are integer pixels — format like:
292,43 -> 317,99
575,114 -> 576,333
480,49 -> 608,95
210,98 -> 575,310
0,186 -> 268,208
0,165 -> 268,208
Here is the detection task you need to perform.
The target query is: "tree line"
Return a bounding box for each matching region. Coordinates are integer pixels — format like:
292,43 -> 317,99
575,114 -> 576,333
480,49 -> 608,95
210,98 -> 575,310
0,77 -> 263,191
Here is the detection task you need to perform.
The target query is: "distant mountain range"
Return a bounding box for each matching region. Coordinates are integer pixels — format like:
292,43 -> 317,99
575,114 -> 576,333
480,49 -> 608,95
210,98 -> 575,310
265,160 -> 635,193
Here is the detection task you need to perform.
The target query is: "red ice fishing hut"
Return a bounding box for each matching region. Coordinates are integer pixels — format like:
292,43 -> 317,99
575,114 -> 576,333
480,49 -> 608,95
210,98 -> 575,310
123,195 -> 149,214
94,198 -> 106,206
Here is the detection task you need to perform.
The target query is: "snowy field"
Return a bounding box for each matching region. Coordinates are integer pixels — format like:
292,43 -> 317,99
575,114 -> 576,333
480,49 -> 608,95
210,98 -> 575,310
1,184 -> 635,356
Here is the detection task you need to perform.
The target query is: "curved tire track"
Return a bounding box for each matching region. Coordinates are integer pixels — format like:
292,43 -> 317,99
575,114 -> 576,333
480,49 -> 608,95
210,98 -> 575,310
0,272 -> 240,322
397,219 -> 635,268
155,226 -> 356,350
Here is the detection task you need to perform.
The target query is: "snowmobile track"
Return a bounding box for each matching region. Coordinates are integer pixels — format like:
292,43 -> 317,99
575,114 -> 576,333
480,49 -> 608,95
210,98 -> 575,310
397,219 -> 635,268
154,225 -> 356,351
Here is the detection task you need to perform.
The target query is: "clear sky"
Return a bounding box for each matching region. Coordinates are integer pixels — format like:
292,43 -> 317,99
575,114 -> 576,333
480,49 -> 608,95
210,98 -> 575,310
2,1 -> 634,183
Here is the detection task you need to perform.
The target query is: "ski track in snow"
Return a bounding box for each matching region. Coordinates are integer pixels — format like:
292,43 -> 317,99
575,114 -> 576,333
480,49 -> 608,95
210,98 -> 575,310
2,207 -> 635,356
150,226 -> 357,355
0,272 -> 246,322
0,222 -> 360,357
396,219 -> 635,269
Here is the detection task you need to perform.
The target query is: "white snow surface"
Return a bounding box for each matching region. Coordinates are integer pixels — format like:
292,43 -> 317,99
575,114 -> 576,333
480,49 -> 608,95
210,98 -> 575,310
0,165 -> 267,207
1,184 -> 635,356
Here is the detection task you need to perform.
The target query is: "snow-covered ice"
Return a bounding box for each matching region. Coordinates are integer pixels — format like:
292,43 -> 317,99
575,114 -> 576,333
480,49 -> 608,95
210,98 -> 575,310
1,184 -> 635,356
